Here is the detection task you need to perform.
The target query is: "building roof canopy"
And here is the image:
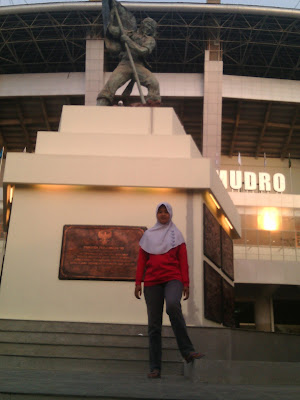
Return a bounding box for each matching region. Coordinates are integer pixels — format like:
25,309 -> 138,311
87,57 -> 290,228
0,2 -> 299,159
0,2 -> 299,78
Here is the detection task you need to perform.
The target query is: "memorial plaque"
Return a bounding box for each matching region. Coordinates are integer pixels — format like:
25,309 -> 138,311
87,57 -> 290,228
203,204 -> 221,268
221,227 -> 234,280
204,261 -> 222,323
222,278 -> 235,327
59,225 -> 146,280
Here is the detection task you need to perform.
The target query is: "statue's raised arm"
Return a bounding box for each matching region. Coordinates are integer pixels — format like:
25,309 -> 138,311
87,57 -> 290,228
104,0 -> 136,55
97,0 -> 161,106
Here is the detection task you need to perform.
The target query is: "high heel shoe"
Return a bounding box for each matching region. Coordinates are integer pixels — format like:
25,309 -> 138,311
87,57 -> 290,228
184,352 -> 205,363
147,369 -> 161,379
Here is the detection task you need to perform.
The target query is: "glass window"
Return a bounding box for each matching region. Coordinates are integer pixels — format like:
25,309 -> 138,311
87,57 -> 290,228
240,214 -> 246,227
234,229 -> 245,245
281,208 -> 293,217
245,230 -> 258,245
270,231 -> 282,247
244,214 -> 257,230
257,207 -> 281,231
235,206 -> 298,259
258,230 -> 270,246
282,231 -> 296,247
281,216 -> 295,231
295,216 -> 300,231
244,207 -> 257,216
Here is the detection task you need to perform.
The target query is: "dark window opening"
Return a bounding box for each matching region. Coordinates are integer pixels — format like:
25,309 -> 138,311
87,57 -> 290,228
273,300 -> 300,325
234,301 -> 255,329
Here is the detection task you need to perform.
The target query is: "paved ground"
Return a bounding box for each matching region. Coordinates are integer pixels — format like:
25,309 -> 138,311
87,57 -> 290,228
0,369 -> 300,400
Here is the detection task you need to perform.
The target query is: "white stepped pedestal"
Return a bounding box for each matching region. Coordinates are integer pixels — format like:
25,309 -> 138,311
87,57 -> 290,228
0,106 -> 240,326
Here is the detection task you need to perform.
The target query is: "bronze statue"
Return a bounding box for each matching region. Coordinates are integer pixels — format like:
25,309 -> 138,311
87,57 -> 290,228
97,0 -> 161,106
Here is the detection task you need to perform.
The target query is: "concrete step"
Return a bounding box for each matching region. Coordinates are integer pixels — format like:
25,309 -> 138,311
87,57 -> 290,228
0,330 -> 177,349
0,320 -> 183,376
0,355 -> 183,375
0,342 -> 181,362
2,369 -> 300,400
184,359 -> 300,385
0,319 -> 173,336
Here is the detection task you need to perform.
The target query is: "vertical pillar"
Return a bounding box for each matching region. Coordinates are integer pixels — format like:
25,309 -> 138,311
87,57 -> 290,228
85,38 -> 104,106
255,296 -> 273,332
254,285 -> 278,332
202,42 -> 223,168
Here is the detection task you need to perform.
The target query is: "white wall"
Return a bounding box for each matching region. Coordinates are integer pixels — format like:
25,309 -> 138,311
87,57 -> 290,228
223,75 -> 300,103
112,72 -> 204,98
0,185 -> 195,325
0,72 -> 85,96
1,71 -> 299,104
235,259 -> 300,285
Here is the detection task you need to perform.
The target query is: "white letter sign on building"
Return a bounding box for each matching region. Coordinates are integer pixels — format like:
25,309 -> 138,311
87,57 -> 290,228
273,173 -> 286,192
229,170 -> 242,190
218,170 -> 286,193
259,173 -> 271,192
244,172 -> 256,191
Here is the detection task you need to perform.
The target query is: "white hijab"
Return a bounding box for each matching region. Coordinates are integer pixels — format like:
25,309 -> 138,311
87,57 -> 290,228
139,202 -> 185,255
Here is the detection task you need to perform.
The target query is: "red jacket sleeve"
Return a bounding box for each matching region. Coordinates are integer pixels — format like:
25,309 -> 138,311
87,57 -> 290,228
178,243 -> 190,287
135,247 -> 149,285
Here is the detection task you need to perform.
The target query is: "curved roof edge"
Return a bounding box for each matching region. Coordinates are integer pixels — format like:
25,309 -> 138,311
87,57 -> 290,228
0,1 -> 300,19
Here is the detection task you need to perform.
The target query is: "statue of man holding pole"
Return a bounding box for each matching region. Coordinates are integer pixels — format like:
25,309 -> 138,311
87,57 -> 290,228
97,0 -> 161,106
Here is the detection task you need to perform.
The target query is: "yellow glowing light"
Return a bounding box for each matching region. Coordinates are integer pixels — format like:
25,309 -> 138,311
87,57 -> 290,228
209,193 -> 220,209
118,187 -> 176,193
224,217 -> 233,230
257,208 -> 279,231
6,208 -> 10,225
9,186 -> 14,203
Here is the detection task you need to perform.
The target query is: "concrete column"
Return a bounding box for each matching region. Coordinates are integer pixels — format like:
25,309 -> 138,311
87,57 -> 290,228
254,285 -> 278,332
85,38 -> 104,106
255,296 -> 273,332
202,47 -> 223,168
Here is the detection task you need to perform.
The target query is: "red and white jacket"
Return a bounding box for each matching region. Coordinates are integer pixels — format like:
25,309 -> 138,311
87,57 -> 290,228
135,243 -> 189,287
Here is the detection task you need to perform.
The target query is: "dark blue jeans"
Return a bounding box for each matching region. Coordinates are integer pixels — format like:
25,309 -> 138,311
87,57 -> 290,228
144,280 -> 195,372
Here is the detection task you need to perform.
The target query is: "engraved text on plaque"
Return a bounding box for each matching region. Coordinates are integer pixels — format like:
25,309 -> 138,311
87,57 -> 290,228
59,225 -> 146,280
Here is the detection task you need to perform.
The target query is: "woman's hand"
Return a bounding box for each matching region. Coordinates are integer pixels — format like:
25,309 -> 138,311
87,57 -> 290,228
135,284 -> 142,299
183,286 -> 189,300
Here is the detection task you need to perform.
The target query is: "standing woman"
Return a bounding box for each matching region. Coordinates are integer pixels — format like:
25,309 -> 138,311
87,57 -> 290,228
135,202 -> 204,379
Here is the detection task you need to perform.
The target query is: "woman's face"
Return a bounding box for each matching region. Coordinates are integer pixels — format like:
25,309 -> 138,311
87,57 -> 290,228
157,205 -> 170,225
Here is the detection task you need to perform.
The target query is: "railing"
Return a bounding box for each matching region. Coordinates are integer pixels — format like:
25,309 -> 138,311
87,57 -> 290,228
234,244 -> 300,261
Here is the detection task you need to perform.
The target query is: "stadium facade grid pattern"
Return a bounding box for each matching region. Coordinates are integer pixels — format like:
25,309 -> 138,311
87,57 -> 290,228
0,1 -> 299,158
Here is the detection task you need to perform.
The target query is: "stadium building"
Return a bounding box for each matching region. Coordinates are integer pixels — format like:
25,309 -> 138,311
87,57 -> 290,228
0,0 -> 299,334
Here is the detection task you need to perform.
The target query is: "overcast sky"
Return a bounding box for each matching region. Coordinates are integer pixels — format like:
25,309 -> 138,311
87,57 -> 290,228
0,0 -> 299,9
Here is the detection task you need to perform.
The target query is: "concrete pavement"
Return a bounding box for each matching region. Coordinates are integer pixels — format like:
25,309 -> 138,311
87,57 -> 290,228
0,369 -> 300,399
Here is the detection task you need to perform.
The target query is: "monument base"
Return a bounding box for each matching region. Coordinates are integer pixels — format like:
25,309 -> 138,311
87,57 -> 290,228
0,106 -> 240,328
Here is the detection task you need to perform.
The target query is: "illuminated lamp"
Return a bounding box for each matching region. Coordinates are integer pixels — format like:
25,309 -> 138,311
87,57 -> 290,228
9,186 -> 14,203
257,208 -> 279,231
6,208 -> 10,226
224,216 -> 233,230
209,193 -> 220,209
